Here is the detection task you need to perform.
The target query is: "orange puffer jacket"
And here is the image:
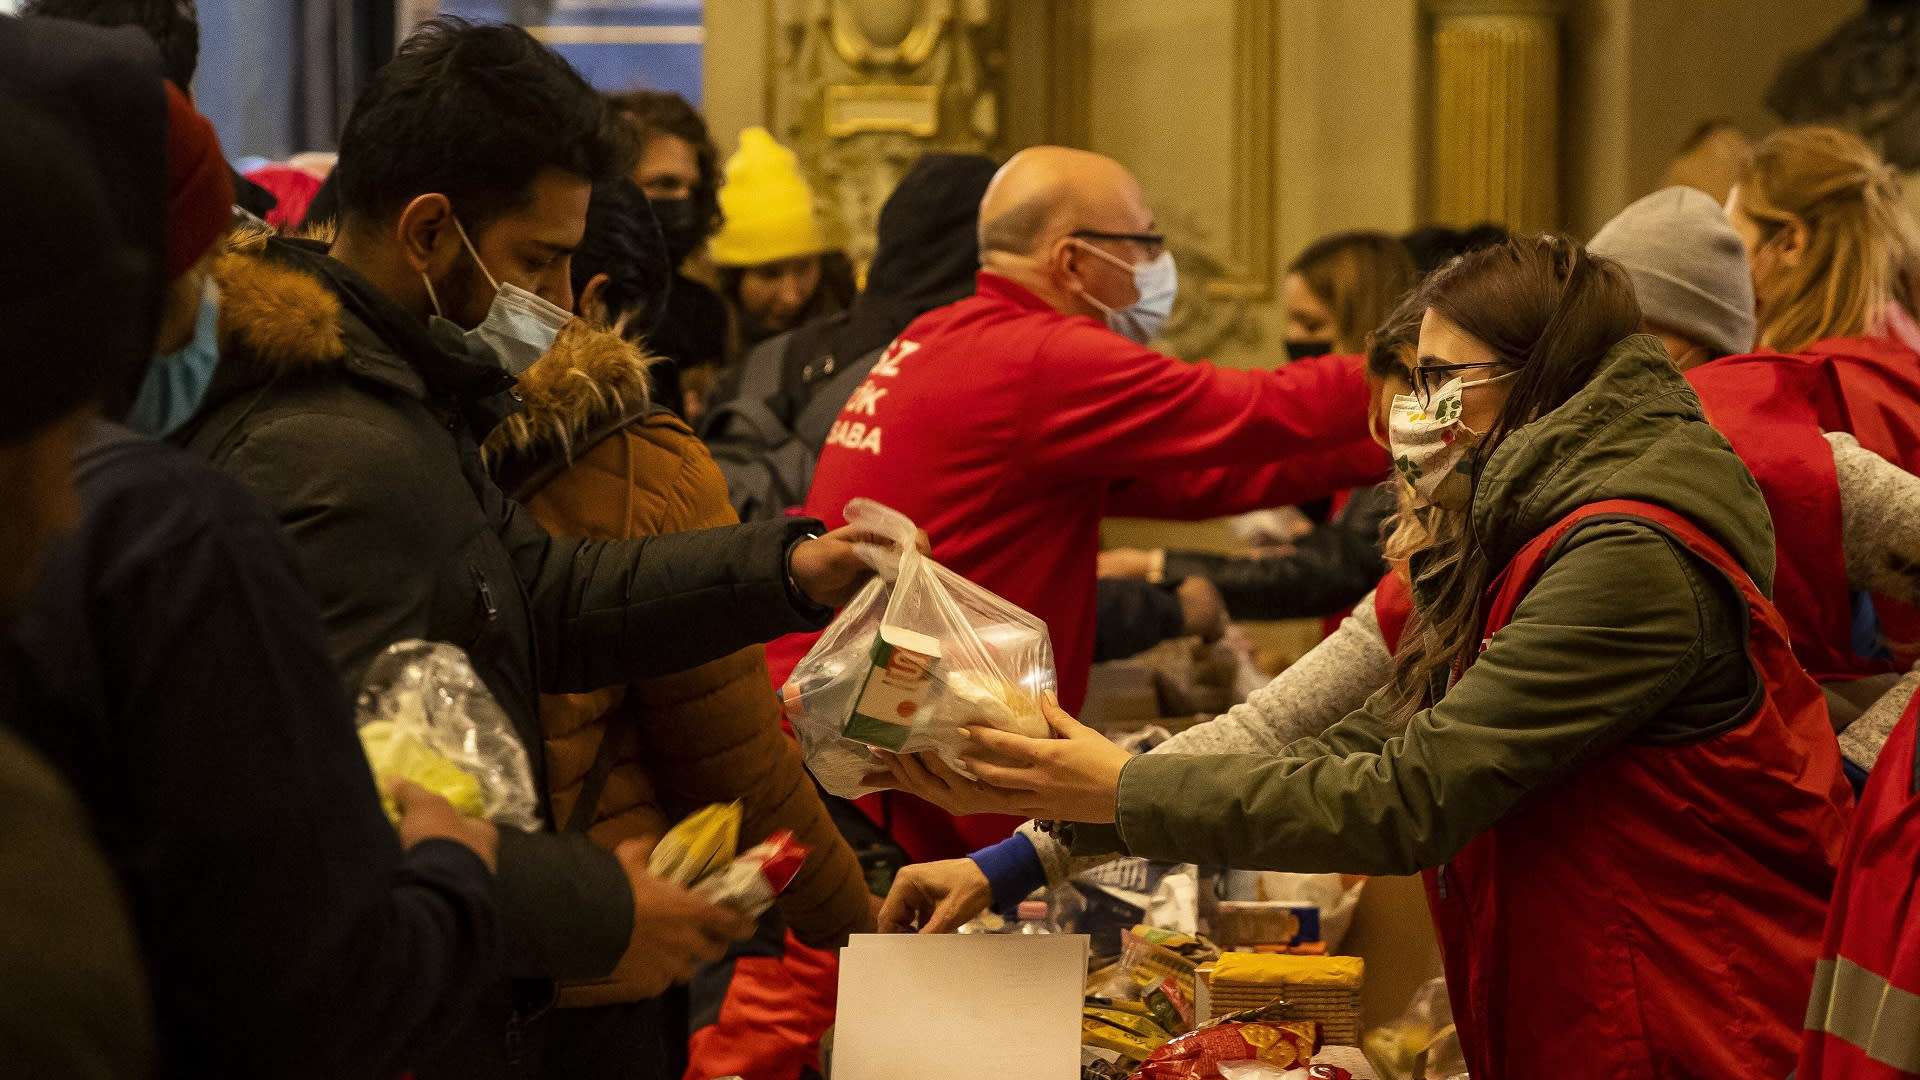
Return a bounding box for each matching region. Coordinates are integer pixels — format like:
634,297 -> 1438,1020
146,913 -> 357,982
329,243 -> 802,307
484,322 -> 874,1007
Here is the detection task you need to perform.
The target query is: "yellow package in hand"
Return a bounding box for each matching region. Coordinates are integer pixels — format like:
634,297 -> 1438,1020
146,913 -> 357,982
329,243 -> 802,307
650,802 -> 742,885
359,719 -> 485,824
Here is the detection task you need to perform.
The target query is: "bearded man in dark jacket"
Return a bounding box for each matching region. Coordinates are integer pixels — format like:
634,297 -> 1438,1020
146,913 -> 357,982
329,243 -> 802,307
177,18 -> 884,1079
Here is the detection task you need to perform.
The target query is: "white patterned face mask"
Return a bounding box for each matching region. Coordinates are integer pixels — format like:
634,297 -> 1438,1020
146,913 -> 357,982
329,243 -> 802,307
1388,371 -> 1514,509
424,217 -> 573,376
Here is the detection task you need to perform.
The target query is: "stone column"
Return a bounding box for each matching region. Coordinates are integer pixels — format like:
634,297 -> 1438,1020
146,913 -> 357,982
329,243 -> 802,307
1425,0 -> 1563,231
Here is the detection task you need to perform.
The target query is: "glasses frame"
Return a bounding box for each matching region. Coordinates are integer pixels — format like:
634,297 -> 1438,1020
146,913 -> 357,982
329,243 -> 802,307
1413,360 -> 1507,408
1070,229 -> 1168,258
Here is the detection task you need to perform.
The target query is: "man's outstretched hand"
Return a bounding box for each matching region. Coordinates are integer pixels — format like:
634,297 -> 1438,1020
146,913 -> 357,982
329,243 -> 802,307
787,522 -> 931,608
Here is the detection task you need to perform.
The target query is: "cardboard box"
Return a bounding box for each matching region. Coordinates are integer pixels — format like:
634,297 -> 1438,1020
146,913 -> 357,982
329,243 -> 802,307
842,625 -> 942,750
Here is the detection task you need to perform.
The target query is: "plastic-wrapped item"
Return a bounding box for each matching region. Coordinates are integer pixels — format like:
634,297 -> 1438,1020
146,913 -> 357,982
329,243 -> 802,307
693,830 -> 809,919
784,499 -> 1058,798
649,802 -> 742,885
1361,977 -> 1460,1080
356,640 -> 541,831
1074,860 -> 1202,960
1131,1010 -> 1321,1079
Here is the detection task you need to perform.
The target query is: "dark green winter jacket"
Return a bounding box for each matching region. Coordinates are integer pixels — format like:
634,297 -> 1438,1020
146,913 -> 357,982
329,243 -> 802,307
1084,335 -> 1774,874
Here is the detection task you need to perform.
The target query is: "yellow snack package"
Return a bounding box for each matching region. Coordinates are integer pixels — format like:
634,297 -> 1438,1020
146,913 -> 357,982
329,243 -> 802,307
1083,1006 -> 1173,1043
1081,1016 -> 1164,1061
359,719 -> 486,824
650,802 -> 742,885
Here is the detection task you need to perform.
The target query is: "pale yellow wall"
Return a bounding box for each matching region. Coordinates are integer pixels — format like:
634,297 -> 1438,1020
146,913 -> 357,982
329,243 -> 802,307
701,0 -> 770,157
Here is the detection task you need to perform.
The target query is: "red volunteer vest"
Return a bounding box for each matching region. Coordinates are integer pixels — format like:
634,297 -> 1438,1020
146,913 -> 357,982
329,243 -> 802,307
1687,337 -> 1920,678
1421,500 -> 1851,1079
1799,690 -> 1920,1079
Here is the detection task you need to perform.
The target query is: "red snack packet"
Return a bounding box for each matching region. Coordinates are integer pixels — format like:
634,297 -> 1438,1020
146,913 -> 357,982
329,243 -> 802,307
1129,1019 -> 1320,1080
692,830 -> 809,918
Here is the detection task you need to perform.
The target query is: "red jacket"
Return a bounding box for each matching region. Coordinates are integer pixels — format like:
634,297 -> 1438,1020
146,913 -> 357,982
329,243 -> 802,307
779,272 -> 1385,858
1426,500 -> 1849,1079
1799,689 -> 1920,1079
1686,336 -> 1920,678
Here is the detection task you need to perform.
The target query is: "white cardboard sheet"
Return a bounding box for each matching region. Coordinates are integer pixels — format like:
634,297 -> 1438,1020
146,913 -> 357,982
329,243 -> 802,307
832,933 -> 1089,1079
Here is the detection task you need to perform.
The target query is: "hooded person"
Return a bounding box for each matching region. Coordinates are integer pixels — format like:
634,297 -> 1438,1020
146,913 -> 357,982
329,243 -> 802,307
19,0 -> 280,219
609,89 -> 730,418
0,88 -> 152,1080
907,194 -> 1918,917
480,175 -> 875,1074
0,76 -> 514,1079
882,237 -> 1852,1078
173,20 -> 896,1078
0,10 -> 167,416
701,151 -> 1001,522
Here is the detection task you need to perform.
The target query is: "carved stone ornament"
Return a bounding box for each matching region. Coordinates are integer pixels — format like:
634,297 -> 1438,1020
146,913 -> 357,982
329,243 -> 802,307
775,0 -> 1004,269
1154,209 -> 1261,361
1768,0 -> 1920,169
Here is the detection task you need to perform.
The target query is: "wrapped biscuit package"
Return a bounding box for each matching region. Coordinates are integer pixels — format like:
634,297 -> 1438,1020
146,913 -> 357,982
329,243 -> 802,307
784,499 -> 1058,799
356,640 -> 542,831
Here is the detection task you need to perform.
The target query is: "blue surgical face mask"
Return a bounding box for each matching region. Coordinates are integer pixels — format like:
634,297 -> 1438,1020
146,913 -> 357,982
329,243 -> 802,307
1073,239 -> 1178,345
128,278 -> 221,438
423,217 -> 572,377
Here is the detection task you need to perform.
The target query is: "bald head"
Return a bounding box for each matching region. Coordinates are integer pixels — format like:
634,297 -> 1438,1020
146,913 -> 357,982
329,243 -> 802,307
978,146 -> 1151,257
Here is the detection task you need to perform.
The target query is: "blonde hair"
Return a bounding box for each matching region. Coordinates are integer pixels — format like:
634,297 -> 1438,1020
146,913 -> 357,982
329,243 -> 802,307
1740,126 -> 1920,352
1291,231 -> 1419,354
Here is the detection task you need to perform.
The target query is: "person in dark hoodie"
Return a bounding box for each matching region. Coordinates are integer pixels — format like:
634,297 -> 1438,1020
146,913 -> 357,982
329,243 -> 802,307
609,89 -> 730,417
0,88 -> 151,1080
702,152 -> 1002,522
2,68 -> 509,1077
178,19 -> 889,1078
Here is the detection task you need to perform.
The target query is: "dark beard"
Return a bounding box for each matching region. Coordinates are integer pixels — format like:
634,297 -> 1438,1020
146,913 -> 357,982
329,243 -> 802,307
432,257 -> 491,330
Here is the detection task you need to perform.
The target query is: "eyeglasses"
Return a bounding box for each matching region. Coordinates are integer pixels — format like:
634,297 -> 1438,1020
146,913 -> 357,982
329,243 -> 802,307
1070,229 -> 1167,260
1413,361 -> 1507,408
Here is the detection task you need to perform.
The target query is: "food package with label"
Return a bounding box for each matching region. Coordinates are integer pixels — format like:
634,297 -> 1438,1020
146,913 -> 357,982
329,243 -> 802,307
1130,1009 -> 1322,1080
356,639 -> 541,831
784,499 -> 1058,798
692,830 -> 809,919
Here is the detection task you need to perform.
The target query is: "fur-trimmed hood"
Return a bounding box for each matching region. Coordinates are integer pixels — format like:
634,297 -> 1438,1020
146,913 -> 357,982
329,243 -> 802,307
213,223 -> 349,373
482,320 -> 656,466
207,225 -> 652,458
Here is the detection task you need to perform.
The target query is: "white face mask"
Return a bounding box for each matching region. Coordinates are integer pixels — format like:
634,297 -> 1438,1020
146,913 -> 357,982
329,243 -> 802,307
1387,372 -> 1514,510
1073,239 -> 1178,345
423,217 -> 573,377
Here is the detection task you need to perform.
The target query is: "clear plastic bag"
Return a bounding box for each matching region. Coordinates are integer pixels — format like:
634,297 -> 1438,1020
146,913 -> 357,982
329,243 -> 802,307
356,640 -> 543,832
784,499 -> 1058,799
1362,976 -> 1461,1080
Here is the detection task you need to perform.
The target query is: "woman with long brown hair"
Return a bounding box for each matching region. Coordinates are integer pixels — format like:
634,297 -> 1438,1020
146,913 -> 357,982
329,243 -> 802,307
881,236 -> 1852,1078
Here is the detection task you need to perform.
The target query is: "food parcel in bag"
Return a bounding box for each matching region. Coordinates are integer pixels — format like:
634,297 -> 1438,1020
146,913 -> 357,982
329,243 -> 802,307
783,499 -> 1058,798
356,640 -> 541,831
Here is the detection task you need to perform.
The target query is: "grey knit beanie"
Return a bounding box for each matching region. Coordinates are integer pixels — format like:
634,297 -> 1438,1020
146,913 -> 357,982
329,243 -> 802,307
1589,186 -> 1757,357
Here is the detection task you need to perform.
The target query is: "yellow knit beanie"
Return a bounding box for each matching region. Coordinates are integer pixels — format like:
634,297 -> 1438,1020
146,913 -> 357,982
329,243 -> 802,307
708,127 -> 832,268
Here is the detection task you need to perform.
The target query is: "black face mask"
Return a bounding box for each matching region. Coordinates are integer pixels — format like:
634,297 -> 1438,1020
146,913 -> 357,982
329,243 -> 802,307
1286,338 -> 1335,362
651,197 -> 706,267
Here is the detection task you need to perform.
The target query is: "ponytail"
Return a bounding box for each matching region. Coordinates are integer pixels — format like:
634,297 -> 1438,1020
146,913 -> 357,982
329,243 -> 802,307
1741,126 -> 1920,351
